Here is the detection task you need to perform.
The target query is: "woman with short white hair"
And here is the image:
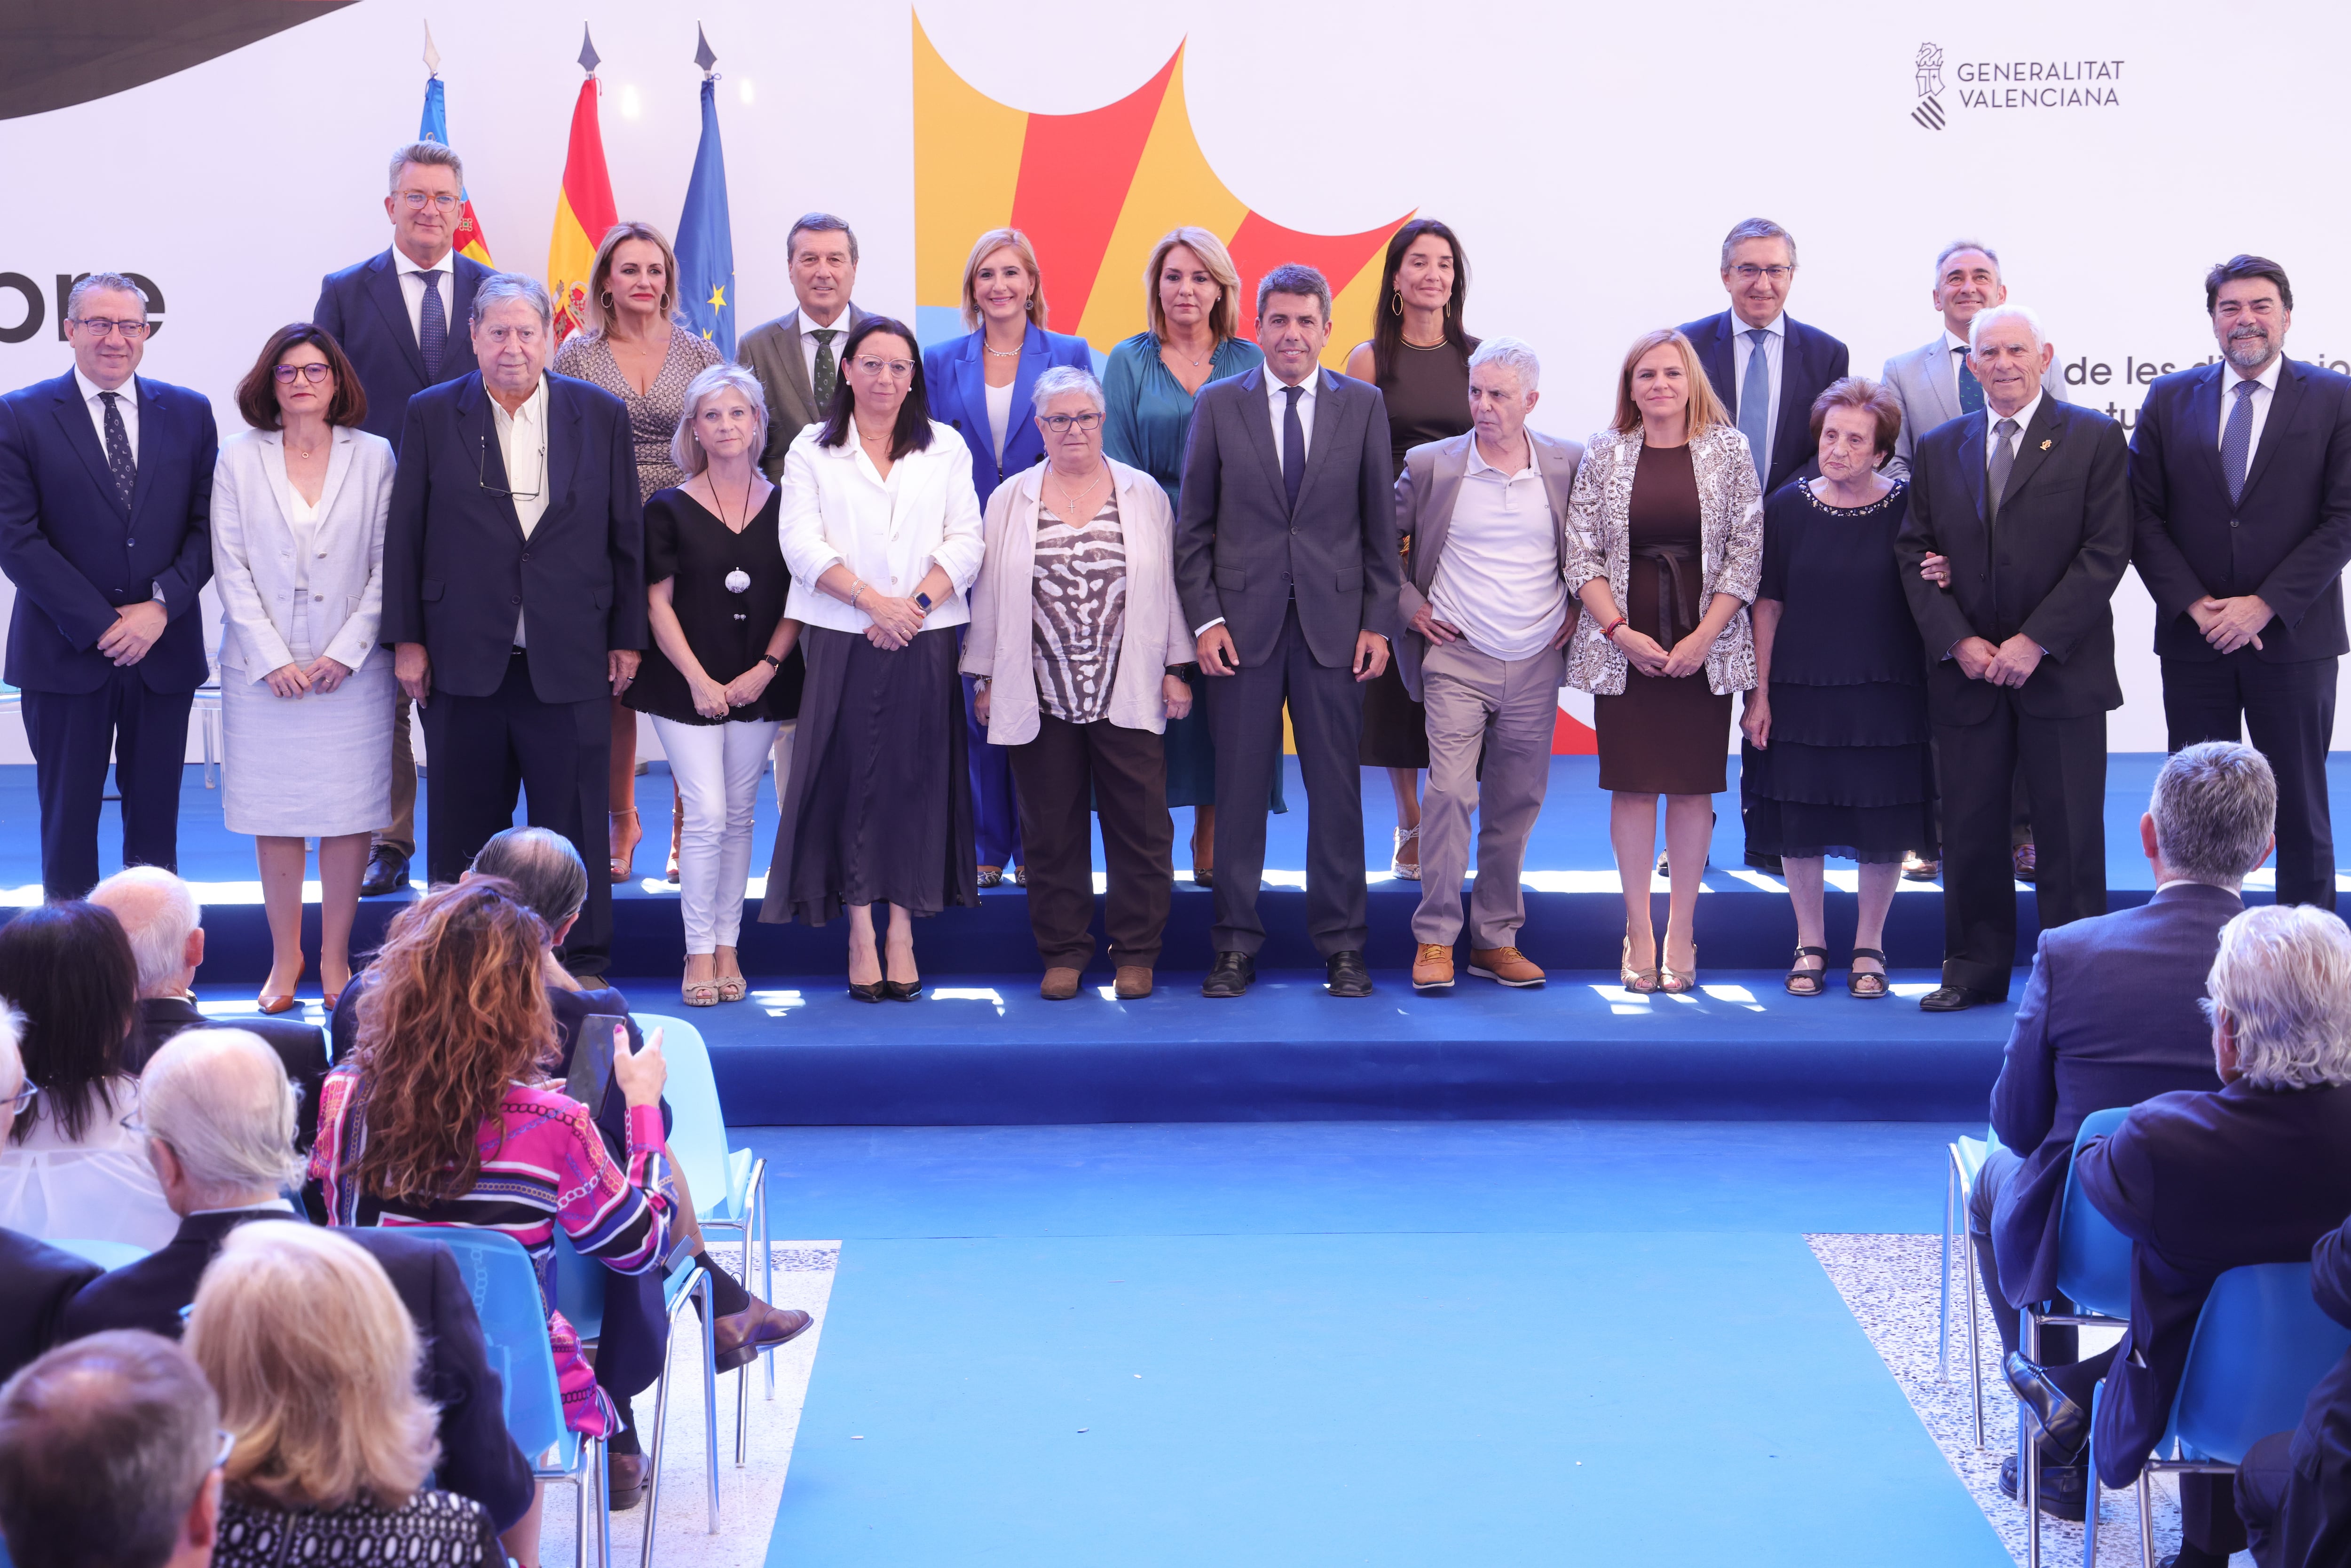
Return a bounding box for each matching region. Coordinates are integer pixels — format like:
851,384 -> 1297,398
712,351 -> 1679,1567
962,366 -> 1194,1001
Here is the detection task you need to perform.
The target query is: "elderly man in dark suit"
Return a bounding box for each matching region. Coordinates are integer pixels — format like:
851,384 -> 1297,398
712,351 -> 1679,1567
0,272 -> 215,900
2132,254 -> 2351,914
2004,903 -> 2351,1568
314,141 -> 493,898
1175,262 -> 1398,998
382,272 -> 645,982
2236,1211 -> 2351,1568
58,1029 -> 535,1536
736,213 -> 870,481
0,1022 -> 100,1386
1968,741 -> 2272,1520
1896,303 -> 2134,1011
1680,217 -> 1851,497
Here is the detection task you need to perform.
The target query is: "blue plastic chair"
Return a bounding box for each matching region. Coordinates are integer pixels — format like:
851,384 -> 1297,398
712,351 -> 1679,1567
415,1228 -> 609,1568
1943,1128 -> 1999,1448
2083,1261 -> 2351,1568
47,1237 -> 148,1270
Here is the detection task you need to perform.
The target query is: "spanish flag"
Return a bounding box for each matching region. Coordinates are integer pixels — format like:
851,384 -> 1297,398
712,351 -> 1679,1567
548,32 -> 618,346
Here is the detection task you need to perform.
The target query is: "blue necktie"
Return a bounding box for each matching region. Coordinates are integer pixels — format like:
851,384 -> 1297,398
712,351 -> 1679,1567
1281,384 -> 1305,512
1736,328 -> 1771,484
2222,379 -> 2257,507
418,270 -> 448,381
98,391 -> 135,510
1956,347 -> 1985,415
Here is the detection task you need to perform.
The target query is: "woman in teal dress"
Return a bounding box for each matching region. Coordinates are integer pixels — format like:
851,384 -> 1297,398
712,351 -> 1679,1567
1102,227 -> 1285,886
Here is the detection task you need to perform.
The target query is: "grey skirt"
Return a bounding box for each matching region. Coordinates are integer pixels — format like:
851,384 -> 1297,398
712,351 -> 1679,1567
221,654 -> 395,837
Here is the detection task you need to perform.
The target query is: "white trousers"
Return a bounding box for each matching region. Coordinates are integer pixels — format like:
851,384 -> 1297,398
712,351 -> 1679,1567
651,715 -> 782,953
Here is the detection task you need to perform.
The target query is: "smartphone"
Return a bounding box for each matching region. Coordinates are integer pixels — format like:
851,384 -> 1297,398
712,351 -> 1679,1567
568,1014 -> 627,1113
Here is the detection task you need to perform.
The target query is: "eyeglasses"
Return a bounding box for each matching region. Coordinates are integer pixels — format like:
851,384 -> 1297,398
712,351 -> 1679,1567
273,363 -> 333,385
5,1082 -> 33,1116
70,318 -> 150,339
398,191 -> 463,212
1730,264 -> 1794,284
852,357 -> 915,379
477,433 -> 544,502
1040,411 -> 1104,434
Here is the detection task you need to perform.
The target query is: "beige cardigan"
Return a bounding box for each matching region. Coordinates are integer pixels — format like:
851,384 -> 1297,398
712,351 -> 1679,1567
961,458 -> 1192,744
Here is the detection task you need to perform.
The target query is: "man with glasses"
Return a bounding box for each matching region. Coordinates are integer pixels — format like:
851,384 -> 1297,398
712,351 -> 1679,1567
315,141 -> 493,899
1679,218 -> 1850,497
381,272 -> 646,982
0,1018 -> 102,1387
0,272 -> 217,900
739,213 -> 870,481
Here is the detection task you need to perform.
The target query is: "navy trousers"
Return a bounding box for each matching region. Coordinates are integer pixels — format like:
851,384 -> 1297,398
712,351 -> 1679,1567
21,667 -> 194,899
2163,651 -> 2337,910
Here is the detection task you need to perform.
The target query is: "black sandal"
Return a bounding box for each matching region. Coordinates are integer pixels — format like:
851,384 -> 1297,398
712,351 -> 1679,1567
1784,946 -> 1829,997
1848,948 -> 1889,999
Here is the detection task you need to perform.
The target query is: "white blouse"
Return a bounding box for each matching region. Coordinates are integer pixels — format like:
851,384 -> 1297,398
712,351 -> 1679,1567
778,420 -> 986,637
0,1076 -> 176,1250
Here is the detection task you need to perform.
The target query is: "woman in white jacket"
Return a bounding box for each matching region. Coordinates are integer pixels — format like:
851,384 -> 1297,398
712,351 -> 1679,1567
964,366 -> 1194,1001
210,325 -> 394,1011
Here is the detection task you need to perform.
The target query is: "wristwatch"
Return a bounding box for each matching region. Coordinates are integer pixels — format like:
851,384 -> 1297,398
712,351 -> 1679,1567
915,590 -> 935,612
759,654 -> 784,670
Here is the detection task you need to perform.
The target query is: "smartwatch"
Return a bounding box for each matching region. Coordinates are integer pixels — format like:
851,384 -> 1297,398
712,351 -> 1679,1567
915,590 -> 935,612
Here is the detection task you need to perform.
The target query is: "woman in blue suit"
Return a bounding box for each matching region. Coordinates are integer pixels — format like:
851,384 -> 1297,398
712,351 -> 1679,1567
925,228 -> 1095,886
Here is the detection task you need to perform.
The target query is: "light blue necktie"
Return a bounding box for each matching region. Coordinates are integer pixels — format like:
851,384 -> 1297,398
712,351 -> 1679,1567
2222,379 -> 2257,507
1736,328 -> 1772,484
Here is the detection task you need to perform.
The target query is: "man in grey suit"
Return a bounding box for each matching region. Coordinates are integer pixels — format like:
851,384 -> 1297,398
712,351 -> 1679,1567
1175,264 -> 1399,998
736,213 -> 869,481
1394,339 -> 1582,993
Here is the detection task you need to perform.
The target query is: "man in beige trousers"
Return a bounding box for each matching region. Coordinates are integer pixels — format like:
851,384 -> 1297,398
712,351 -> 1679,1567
1395,339 -> 1584,992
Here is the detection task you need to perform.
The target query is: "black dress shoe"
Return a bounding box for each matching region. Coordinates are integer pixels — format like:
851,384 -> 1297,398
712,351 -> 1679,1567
1325,950 -> 1373,997
359,844 -> 410,898
881,978 -> 923,1001
1745,850 -> 1784,875
848,980 -> 884,1003
608,1450 -> 648,1510
2004,1351 -> 2091,1456
1201,952 -> 1254,998
1997,1452 -> 2089,1522
1918,985 -> 1992,1013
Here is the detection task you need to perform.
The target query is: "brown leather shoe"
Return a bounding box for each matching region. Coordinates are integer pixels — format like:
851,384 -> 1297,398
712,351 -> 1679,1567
1113,965 -> 1153,999
608,1450 -> 647,1510
1411,942 -> 1455,992
712,1299 -> 814,1372
1469,946 -> 1546,987
1902,851 -> 1939,882
2012,842 -> 2038,883
1041,966 -> 1083,1001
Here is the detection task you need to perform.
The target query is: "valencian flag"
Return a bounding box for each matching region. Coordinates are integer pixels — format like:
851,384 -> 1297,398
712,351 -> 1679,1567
548,27 -> 619,346
419,29 -> 493,265
674,28 -> 735,356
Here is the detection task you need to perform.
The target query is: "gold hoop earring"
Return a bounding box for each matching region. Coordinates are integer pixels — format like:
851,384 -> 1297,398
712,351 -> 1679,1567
1390,290 -> 1403,317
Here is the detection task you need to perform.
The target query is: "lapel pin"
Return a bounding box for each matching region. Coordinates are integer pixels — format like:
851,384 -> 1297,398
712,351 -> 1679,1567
2040,439 -> 2052,450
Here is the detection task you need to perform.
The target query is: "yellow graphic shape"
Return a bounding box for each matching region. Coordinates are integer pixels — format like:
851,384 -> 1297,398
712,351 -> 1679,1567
913,17 -> 1027,319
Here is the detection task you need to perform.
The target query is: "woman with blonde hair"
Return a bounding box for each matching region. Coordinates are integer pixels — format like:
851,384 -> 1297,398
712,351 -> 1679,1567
1100,227 -> 1281,883
187,1221 -> 503,1563
552,220 -> 725,883
1562,328 -> 1764,993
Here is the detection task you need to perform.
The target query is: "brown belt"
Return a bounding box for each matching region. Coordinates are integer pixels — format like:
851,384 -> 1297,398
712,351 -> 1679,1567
1633,542 -> 1700,646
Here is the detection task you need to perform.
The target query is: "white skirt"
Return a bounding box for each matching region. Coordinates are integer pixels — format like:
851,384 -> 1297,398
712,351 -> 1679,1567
221,645 -> 396,837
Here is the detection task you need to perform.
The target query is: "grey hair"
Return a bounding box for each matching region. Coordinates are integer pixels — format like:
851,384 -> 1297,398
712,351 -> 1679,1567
1030,365 -> 1106,416
1720,218 -> 1797,273
470,272 -> 552,331
140,1029 -> 304,1201
470,826 -> 588,929
0,1331 -> 221,1568
387,140 -> 464,194
1255,263 -> 1332,325
1933,238 -> 2002,280
787,212 -> 860,266
672,363 -> 772,478
65,272 -> 149,320
88,866 -> 200,996
2151,741 -> 2277,887
1467,336 -> 1541,393
1969,303 -> 2047,354
2203,904 -> 2351,1091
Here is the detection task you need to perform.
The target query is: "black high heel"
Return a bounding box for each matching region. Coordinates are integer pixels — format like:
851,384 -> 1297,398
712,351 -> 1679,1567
881,978 -> 923,1001
848,979 -> 884,1003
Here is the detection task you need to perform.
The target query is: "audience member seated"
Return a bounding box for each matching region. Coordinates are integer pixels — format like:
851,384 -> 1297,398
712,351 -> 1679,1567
2235,1209 -> 2351,1568
62,1027 -> 534,1538
1970,741 -> 2273,1519
0,900 -> 176,1248
92,866 -> 332,1149
0,1330 -> 225,1568
0,1014 -> 101,1386
310,881 -> 677,1507
2005,903 -> 2351,1568
186,1222 -> 504,1565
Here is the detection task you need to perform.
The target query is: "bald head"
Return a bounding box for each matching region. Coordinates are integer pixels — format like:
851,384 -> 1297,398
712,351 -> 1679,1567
466,825 -> 588,935
88,866 -> 202,998
140,1028 -> 302,1211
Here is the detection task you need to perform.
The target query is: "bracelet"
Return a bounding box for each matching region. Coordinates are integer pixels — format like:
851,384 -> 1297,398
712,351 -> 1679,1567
849,580 -> 868,609
1601,615 -> 1628,640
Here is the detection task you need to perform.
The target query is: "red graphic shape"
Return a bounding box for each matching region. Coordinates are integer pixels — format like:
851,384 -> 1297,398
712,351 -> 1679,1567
1552,708 -> 1597,756
1226,210 -> 1414,337
1007,52 -> 1176,331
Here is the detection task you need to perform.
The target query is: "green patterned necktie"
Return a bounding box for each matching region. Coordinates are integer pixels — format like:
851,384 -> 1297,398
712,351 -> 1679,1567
811,329 -> 841,409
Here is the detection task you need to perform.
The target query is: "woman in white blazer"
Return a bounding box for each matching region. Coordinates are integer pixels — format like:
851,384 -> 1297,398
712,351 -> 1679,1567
211,325 -> 395,1012
756,318 -> 985,1001
962,368 -> 1193,1001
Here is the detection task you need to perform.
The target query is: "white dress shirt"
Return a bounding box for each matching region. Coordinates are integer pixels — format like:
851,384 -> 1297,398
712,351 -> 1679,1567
2217,355 -> 2282,465
799,309 -> 854,388
778,420 -> 985,636
492,378 -> 552,643
1730,313 -> 1785,461
73,366 -> 137,463
1265,364 -> 1317,466
1985,389 -> 2044,464
1428,433 -> 1564,661
0,1076 -> 178,1250
393,245 -> 455,346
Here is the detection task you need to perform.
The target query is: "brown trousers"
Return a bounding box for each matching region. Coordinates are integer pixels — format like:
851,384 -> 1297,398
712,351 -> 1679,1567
1007,713 -> 1173,970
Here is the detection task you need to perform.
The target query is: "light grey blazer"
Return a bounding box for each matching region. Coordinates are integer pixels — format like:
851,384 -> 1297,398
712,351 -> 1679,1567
210,426 -> 394,678
1880,334 -> 2069,481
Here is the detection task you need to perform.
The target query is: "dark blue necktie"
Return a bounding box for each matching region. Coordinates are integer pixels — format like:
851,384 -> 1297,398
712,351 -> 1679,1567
98,391 -> 135,510
1955,347 -> 1985,415
2222,379 -> 2257,506
418,269 -> 448,380
1281,384 -> 1305,512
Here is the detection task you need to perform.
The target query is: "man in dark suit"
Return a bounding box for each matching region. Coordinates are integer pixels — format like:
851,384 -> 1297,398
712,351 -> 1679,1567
2131,255 -> 2351,914
58,1028 -> 535,1533
1896,304 -> 2133,1010
2236,1212 -> 2351,1568
0,272 -> 215,900
2005,903 -> 2351,1568
314,141 -> 493,898
1174,263 -> 1398,998
1968,741 -> 2270,1518
0,1024 -> 100,1386
1679,218 -> 1851,497
383,274 -> 644,981
737,213 -> 870,481
87,867 -> 328,1149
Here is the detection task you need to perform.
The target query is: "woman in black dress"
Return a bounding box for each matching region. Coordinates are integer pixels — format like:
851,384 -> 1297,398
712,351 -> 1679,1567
1741,378 -> 1933,998
1344,219 -> 1478,878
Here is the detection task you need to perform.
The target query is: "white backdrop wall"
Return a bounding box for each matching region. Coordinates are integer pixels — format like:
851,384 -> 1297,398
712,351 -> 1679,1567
3,0 -> 2348,758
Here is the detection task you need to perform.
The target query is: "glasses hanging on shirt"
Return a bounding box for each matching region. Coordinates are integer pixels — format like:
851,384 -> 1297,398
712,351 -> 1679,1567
476,433 -> 545,501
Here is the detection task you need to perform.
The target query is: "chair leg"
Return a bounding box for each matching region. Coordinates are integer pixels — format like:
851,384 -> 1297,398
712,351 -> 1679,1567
2084,1426 -> 2099,1568
573,1459 -> 589,1568
594,1436 -> 612,1568
698,1270 -> 720,1535
1966,1235 -> 1985,1449
2023,1307 -> 2043,1568
757,1163 -> 777,1402
1941,1152 -> 1958,1382
2135,1468 -> 2155,1568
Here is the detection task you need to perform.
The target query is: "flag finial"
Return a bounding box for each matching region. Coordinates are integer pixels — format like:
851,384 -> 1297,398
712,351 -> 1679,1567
694,24 -> 718,76
423,22 -> 441,77
578,25 -> 600,75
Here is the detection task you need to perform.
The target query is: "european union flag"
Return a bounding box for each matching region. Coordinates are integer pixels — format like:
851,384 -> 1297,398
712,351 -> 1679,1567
676,72 -> 735,357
